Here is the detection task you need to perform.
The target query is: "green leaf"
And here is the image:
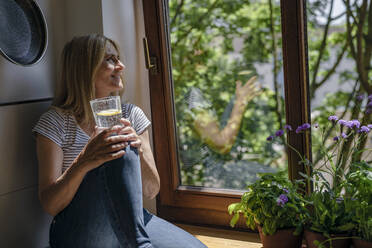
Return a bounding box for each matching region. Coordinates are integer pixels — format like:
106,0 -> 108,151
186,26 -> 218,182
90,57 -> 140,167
313,240 -> 321,246
337,222 -> 355,232
294,225 -> 303,236
228,202 -> 241,215
230,212 -> 240,227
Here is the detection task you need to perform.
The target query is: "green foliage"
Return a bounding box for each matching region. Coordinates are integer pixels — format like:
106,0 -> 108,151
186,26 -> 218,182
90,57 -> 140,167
268,107 -> 372,240
307,190 -> 355,235
344,162 -> 372,241
228,171 -> 308,235
308,161 -> 372,247
170,0 -> 285,187
170,0 -> 372,190
170,0 -> 282,113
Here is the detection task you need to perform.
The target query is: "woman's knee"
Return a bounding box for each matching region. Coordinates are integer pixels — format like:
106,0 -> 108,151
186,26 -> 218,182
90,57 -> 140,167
117,146 -> 140,168
124,145 -> 139,158
102,146 -> 139,170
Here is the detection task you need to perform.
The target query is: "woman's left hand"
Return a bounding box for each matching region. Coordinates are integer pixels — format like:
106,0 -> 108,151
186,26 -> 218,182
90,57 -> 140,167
115,118 -> 142,149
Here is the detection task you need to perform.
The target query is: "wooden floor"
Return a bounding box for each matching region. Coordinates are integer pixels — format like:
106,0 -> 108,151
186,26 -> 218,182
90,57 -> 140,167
175,223 -> 262,248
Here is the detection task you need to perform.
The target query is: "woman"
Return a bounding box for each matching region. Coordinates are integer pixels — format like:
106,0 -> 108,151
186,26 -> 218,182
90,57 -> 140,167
33,34 -> 207,248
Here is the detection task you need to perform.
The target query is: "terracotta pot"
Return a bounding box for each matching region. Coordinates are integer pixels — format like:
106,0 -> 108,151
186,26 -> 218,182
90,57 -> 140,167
257,225 -> 303,248
353,238 -> 372,248
304,229 -> 351,248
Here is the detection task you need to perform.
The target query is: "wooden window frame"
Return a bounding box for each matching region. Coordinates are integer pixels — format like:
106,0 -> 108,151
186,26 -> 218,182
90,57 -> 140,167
142,0 -> 311,228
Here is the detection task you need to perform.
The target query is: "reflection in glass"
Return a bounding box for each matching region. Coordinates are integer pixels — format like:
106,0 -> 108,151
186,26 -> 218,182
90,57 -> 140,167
169,0 -> 286,190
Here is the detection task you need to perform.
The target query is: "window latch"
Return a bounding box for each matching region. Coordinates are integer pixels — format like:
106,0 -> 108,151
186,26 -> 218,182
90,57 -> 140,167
143,37 -> 158,75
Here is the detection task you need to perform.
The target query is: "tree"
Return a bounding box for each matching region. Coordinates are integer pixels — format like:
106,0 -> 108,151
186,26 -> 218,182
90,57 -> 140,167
307,0 -> 372,183
168,0 -> 372,188
169,0 -> 284,187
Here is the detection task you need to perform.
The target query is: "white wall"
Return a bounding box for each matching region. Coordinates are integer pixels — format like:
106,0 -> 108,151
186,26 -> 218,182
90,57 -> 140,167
0,0 -> 154,247
64,0 -> 103,40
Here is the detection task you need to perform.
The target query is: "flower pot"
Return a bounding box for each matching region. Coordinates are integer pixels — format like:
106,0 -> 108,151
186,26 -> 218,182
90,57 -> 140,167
257,225 -> 303,248
304,229 -> 351,248
353,238 -> 372,248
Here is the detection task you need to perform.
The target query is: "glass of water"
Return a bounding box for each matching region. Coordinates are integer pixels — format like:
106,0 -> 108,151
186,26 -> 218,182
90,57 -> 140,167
90,96 -> 122,128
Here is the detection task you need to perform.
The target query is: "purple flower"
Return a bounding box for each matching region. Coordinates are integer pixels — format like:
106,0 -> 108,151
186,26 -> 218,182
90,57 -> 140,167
368,124 -> 372,129
359,126 -> 370,133
302,123 -> 311,129
314,123 -> 319,128
328,115 -> 339,122
366,108 -> 372,115
284,124 -> 292,131
367,101 -> 372,108
296,123 -> 311,133
346,120 -> 361,129
341,132 -> 347,139
345,122 -> 353,128
351,120 -> 361,129
279,194 -> 288,202
267,135 -> 274,141
276,194 -> 288,207
275,130 -> 284,137
283,188 -> 289,194
368,94 -> 372,101
295,127 -> 301,133
356,94 -> 365,101
333,136 -> 339,142
338,119 -> 347,126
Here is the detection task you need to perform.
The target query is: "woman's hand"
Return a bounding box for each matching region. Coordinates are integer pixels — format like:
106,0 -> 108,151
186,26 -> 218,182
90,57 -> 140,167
235,76 -> 261,105
77,126 -> 128,172
117,118 -> 142,150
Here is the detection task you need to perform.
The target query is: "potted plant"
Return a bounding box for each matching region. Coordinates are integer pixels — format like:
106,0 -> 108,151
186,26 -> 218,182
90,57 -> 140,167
298,120 -> 371,248
228,171 -> 308,248
345,162 -> 372,248
303,185 -> 354,248
266,108 -> 372,247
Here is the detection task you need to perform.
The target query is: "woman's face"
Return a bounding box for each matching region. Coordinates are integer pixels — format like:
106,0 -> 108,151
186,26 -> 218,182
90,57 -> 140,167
94,43 -> 125,98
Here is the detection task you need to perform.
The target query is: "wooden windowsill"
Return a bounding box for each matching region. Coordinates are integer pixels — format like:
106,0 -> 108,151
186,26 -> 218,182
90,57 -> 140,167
175,223 -> 262,248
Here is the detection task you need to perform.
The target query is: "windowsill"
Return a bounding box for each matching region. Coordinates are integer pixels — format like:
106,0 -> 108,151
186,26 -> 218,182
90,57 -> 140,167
175,223 -> 262,248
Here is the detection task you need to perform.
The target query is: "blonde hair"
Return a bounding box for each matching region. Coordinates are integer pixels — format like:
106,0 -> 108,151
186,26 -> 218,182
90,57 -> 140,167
53,34 -> 123,125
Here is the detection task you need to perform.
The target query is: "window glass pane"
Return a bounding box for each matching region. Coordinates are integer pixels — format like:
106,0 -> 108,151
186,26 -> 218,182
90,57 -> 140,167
307,0 -> 372,186
169,0 -> 285,190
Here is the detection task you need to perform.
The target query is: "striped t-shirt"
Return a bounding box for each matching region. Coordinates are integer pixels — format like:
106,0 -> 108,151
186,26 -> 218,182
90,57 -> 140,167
32,103 -> 151,173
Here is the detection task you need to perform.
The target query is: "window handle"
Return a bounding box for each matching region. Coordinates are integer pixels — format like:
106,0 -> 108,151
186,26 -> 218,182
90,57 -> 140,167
143,37 -> 158,75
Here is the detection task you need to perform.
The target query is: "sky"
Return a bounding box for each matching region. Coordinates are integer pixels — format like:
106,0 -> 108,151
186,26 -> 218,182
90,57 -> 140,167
314,0 -> 347,25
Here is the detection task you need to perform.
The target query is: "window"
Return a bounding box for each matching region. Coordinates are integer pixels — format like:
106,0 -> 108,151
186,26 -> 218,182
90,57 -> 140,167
142,0 -> 311,227
307,0 -> 372,185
